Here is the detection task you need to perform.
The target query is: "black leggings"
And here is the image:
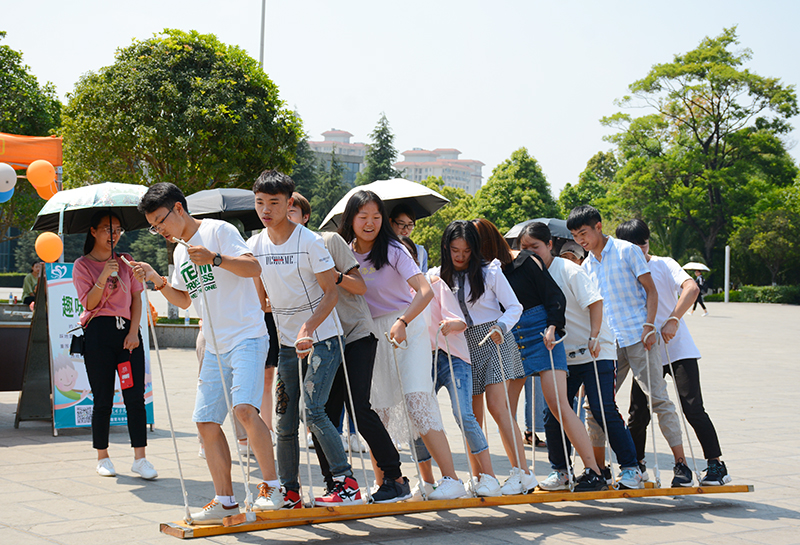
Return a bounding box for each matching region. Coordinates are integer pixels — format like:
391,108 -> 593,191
84,316 -> 148,450
312,335 -> 401,488
693,293 -> 706,311
628,358 -> 721,460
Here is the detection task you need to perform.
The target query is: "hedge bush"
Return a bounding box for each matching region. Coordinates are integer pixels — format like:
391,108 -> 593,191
705,291 -> 740,302
705,286 -> 800,304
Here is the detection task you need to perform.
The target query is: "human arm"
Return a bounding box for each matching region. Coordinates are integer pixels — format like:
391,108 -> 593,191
638,272 -> 659,350
662,278 -> 699,342
587,300 -> 603,358
389,273 -> 433,344
185,245 -> 261,278
129,260 -> 193,310
338,266 -> 367,295
253,277 -> 268,312
83,258 -> 120,311
123,290 -> 142,351
323,232 -> 366,295
491,264 -> 523,344
296,268 -> 339,355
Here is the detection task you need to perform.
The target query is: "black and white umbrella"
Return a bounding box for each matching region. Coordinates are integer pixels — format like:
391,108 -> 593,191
185,188 -> 262,231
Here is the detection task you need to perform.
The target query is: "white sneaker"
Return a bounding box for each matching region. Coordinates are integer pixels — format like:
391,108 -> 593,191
131,458 -> 158,480
429,477 -> 467,500
198,445 -> 206,459
189,500 -> 239,525
341,434 -> 349,451
702,311 -> 709,317
349,434 -> 368,453
474,473 -> 502,497
307,432 -> 315,449
96,457 -> 116,477
410,480 -> 435,501
500,467 -> 537,495
539,470 -> 570,491
253,482 -> 284,511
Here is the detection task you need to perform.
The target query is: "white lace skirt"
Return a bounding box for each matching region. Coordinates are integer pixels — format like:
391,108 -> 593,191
370,311 -> 444,442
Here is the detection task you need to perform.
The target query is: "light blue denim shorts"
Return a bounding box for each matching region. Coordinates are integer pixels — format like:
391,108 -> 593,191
193,335 -> 268,424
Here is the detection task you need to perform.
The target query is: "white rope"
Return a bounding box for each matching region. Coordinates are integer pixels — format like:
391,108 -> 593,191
121,255 -> 192,524
478,325 -> 526,492
436,324 -> 476,497
174,238 -> 255,519
538,330 -> 573,491
588,337 -> 618,490
384,332 -> 427,500
661,316 -> 701,484
528,376 -> 536,481
642,323 -> 661,488
293,337 -> 318,507
570,389 -> 584,470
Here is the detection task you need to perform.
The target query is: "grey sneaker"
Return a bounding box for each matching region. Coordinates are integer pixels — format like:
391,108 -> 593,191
617,467 -> 644,489
372,477 -> 412,503
539,470 -> 570,491
672,461 -> 693,487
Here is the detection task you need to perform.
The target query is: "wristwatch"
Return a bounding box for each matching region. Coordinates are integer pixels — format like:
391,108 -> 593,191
212,253 -> 222,267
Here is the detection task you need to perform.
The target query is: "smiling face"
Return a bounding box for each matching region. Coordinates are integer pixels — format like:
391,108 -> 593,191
255,192 -> 291,230
449,237 -> 472,271
89,216 -> 122,253
54,362 -> 77,391
519,233 -> 553,266
145,204 -> 184,242
570,221 -> 604,254
391,213 -> 415,238
352,201 -> 382,246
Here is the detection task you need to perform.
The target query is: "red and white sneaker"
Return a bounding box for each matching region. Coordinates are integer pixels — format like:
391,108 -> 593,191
314,476 -> 361,506
281,488 -> 303,509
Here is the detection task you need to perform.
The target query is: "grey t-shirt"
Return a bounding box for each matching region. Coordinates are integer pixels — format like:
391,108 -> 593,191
320,232 -> 378,344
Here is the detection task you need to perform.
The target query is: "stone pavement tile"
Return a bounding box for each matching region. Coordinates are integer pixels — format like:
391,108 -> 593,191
0,527 -> 62,545
727,527 -> 800,545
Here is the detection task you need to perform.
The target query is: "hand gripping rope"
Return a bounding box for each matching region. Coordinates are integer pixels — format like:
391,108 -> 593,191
174,238 -> 257,521
661,317 -> 701,484
538,330 -> 574,491
478,325 -> 527,493
384,332 -> 428,500
293,337 -> 320,507
588,337 -> 618,490
434,324 -> 477,497
642,323 -> 661,488
119,255 -> 193,524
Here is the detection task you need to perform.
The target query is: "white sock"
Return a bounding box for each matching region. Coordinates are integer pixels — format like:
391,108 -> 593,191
215,495 -> 236,507
266,480 -> 280,488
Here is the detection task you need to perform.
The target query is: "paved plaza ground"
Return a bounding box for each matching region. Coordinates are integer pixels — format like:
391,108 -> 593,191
1,301 -> 798,544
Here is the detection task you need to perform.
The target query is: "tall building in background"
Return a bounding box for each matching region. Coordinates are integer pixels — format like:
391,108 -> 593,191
394,148 -> 484,194
307,130 -> 367,186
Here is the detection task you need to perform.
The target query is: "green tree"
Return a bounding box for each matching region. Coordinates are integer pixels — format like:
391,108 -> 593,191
0,31 -> 62,245
472,147 -> 559,232
129,231 -> 169,276
602,27 -> 798,266
61,29 -> 302,194
413,177 -> 476,268
729,208 -> 800,285
558,151 -> 618,217
291,136 -> 322,200
310,149 -> 347,229
355,113 -> 400,185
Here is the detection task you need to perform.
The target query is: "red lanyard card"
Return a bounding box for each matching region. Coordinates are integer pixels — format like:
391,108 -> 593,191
118,361 -> 134,390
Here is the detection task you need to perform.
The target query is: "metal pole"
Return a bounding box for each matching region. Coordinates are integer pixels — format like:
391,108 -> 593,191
724,245 -> 731,303
259,0 -> 266,68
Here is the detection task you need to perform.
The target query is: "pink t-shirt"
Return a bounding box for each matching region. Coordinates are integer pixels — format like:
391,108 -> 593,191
353,242 -> 421,318
73,253 -> 143,326
427,276 -> 471,364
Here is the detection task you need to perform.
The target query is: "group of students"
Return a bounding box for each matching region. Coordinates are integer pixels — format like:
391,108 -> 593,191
72,169 -> 731,527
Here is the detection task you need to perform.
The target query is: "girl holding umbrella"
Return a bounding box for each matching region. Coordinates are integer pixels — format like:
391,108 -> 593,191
72,211 -> 157,480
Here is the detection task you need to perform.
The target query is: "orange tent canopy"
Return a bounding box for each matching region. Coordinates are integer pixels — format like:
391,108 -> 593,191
0,132 -> 63,169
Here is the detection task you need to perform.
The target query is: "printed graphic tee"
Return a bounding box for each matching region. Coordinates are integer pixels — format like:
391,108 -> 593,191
247,223 -> 342,346
170,219 -> 267,354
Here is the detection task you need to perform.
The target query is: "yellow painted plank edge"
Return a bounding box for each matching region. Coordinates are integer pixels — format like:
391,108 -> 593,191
160,484 -> 753,539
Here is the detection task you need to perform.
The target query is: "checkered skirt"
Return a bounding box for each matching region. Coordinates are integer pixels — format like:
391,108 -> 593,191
465,321 -> 524,396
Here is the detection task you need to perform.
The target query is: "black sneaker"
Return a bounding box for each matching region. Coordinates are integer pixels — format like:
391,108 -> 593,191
371,477 -> 412,503
671,461 -> 693,487
573,468 -> 608,492
601,466 -> 612,485
700,460 -> 731,486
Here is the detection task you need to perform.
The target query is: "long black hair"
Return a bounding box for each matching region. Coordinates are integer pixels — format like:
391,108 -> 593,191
337,190 -> 400,271
83,210 -> 122,255
440,220 -> 486,304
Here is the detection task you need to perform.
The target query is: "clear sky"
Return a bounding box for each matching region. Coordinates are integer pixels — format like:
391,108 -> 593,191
4,0 -> 799,195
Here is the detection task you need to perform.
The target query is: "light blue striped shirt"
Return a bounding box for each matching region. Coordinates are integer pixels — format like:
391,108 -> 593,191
582,236 -> 651,348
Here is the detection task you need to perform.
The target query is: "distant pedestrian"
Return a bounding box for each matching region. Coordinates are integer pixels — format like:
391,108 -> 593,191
691,271 -> 709,316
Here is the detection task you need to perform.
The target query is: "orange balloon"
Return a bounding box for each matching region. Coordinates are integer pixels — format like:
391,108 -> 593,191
36,181 -> 58,200
27,160 -> 56,189
35,232 -> 63,263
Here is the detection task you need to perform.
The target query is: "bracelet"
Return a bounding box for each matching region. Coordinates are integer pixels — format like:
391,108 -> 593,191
396,317 -> 408,327
336,272 -> 344,285
94,282 -> 104,290
152,276 -> 168,291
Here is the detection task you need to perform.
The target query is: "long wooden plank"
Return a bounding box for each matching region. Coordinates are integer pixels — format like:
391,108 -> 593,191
160,484 -> 753,539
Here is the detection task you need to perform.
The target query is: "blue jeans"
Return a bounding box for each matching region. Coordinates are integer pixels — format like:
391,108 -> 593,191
523,376 -> 546,434
275,338 -> 352,492
544,360 -> 638,470
414,351 -> 488,462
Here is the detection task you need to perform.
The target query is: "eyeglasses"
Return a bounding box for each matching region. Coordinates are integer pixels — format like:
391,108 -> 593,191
102,228 -> 124,236
392,219 -> 415,231
148,207 -> 174,235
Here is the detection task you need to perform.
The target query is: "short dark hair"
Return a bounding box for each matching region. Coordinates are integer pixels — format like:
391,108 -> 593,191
338,190 -> 400,271
566,205 -> 602,231
398,235 -> 418,266
252,169 -> 295,197
138,183 -> 187,215
616,218 -> 650,246
291,192 -> 311,227
389,202 -> 416,222
518,221 -> 551,247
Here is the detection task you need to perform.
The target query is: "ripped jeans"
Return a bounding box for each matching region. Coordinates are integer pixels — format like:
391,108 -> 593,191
275,337 -> 352,492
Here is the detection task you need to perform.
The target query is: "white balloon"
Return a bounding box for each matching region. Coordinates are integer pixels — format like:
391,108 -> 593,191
0,163 -> 17,192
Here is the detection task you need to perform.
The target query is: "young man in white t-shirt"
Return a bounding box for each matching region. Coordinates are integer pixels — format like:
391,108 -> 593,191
616,219 -> 730,486
133,183 -> 282,525
248,170 -> 360,506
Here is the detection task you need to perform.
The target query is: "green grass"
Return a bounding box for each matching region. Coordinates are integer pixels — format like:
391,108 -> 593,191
156,317 -> 201,325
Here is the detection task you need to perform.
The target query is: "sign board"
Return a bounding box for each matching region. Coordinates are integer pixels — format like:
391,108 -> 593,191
45,263 -> 154,430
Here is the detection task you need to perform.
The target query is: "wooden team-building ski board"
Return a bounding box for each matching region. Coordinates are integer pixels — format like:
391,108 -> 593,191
160,484 -> 753,539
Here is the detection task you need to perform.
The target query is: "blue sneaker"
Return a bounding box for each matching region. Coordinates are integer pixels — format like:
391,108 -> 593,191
617,467 -> 644,489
